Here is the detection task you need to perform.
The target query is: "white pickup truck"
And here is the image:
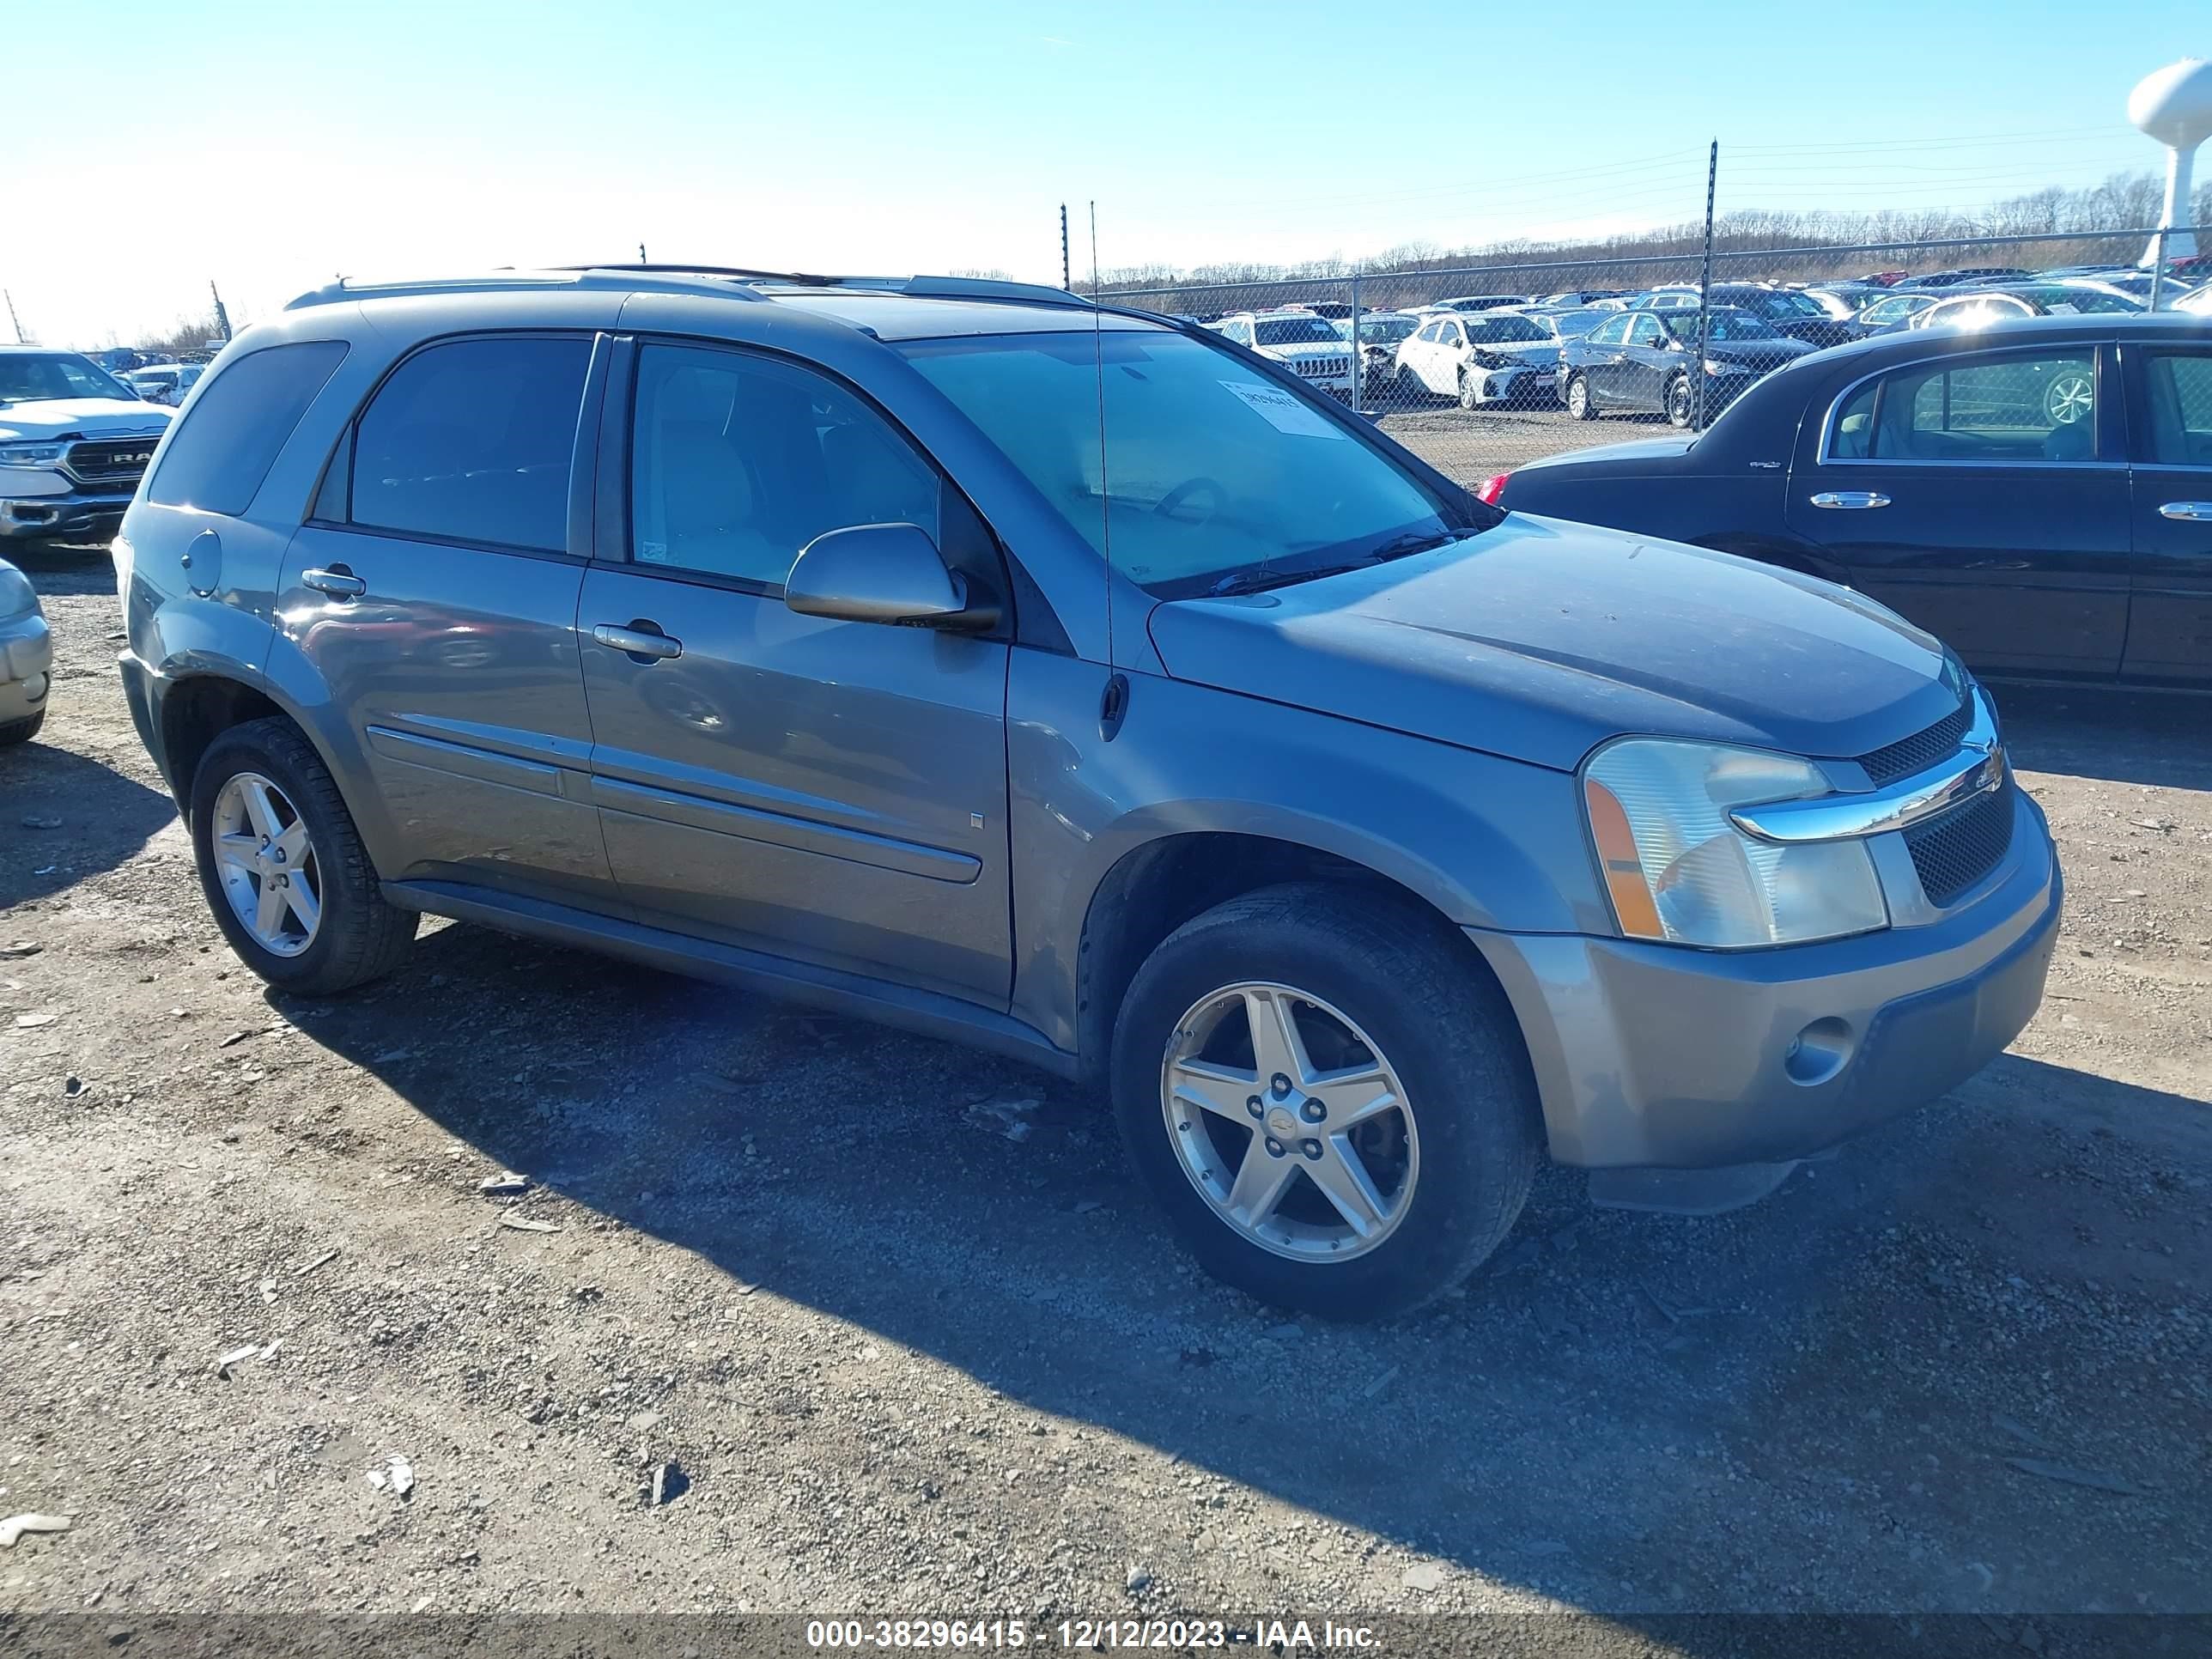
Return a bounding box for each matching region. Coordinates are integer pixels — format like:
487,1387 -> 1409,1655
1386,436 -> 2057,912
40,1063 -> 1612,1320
0,347 -> 172,544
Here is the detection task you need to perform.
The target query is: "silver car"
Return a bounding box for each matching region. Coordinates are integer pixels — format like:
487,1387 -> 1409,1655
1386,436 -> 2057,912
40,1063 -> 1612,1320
113,266 -> 2062,1319
0,556 -> 52,744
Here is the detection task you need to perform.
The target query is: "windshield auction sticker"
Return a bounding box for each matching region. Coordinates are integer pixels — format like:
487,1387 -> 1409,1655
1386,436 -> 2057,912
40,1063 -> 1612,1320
1218,380 -> 1347,439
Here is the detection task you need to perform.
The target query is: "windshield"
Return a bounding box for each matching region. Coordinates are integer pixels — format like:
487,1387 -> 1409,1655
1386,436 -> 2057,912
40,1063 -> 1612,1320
1252,315 -> 1345,346
901,330 -> 1484,599
2019,286 -> 2140,313
1357,315 -> 1417,344
0,352 -> 137,404
1664,310 -> 1782,342
1740,289 -> 1824,319
1462,316 -> 1548,344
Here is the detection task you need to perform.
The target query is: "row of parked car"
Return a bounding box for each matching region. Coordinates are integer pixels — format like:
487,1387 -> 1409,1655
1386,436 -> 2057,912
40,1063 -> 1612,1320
1195,263 -> 2212,426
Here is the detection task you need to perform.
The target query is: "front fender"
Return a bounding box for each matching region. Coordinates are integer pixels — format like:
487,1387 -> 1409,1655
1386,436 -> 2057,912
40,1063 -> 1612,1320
1005,653 -> 1607,1057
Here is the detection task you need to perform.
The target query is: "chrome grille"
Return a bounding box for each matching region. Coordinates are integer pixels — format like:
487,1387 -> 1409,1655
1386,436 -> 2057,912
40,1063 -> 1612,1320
1293,357 -> 1349,379
1905,781 -> 2014,907
64,438 -> 161,489
1860,699 -> 1972,785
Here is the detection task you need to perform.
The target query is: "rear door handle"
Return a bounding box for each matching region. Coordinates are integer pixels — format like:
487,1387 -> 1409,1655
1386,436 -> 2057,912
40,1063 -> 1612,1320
1810,491 -> 1892,510
592,623 -> 683,662
2157,501 -> 2212,521
301,565 -> 366,599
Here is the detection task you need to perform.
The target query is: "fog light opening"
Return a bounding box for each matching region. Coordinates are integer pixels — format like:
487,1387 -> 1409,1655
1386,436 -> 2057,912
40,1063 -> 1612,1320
1784,1017 -> 1855,1086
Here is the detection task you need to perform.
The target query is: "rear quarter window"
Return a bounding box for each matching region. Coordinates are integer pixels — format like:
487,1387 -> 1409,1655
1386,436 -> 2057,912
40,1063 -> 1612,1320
145,341 -> 349,515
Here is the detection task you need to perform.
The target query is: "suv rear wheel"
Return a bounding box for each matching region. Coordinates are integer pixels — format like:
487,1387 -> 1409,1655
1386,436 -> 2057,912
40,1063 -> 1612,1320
1112,884 -> 1540,1321
190,718 -> 416,995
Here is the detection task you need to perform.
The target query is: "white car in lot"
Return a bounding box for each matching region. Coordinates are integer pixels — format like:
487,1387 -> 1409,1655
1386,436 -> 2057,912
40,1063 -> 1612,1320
123,362 -> 207,405
1208,310 -> 1354,395
1392,311 -> 1561,408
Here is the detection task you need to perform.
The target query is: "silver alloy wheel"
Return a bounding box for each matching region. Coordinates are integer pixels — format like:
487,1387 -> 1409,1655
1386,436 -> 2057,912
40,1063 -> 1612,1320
2044,372 -> 2094,426
210,771 -> 323,957
1568,376 -> 1589,416
1160,981 -> 1419,1262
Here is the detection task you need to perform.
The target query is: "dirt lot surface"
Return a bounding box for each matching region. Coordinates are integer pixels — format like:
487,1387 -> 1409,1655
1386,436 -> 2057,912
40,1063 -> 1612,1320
2,550 -> 2208,1650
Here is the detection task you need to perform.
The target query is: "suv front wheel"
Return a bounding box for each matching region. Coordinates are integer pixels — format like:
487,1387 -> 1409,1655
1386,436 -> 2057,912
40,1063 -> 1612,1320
1112,884 -> 1540,1321
190,717 -> 417,995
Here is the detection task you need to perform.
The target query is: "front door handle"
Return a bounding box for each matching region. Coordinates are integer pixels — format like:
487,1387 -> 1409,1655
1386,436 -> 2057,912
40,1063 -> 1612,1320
301,565 -> 366,599
2157,501 -> 2212,521
1809,491 -> 1892,510
592,622 -> 683,662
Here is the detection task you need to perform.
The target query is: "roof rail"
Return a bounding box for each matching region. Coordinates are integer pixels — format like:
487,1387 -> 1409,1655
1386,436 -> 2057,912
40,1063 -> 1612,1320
284,265 -> 1094,315
284,268 -> 773,311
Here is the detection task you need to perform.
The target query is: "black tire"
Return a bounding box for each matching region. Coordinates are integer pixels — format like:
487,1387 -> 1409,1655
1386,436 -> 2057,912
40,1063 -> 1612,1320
189,716 -> 416,995
1111,883 -> 1542,1322
1665,372 -> 1694,429
1395,362 -> 1425,404
1565,373 -> 1597,420
1457,368 -> 1480,411
0,708 -> 46,747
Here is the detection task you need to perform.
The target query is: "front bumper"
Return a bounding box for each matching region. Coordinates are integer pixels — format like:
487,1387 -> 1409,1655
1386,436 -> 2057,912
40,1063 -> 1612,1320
1465,364 -> 1558,405
0,486 -> 135,541
1471,788 -> 2062,1170
1,609 -> 54,722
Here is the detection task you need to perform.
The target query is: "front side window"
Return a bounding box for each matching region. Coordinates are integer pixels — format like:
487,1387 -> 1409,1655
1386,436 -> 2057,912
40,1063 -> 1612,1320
1829,350 -> 2099,464
1627,315 -> 1664,346
629,343 -> 939,588
2142,352 -> 2212,467
351,336 -> 590,552
148,341 -> 349,515
901,329 -> 1486,599
1588,315 -> 1632,347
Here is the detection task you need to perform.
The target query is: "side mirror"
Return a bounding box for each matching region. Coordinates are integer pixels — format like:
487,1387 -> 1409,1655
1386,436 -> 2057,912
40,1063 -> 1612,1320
785,522 -> 997,630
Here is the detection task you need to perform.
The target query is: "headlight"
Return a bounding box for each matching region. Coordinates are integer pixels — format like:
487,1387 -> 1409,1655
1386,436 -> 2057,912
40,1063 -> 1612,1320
0,443 -> 66,468
0,562 -> 38,621
1703,358 -> 1740,376
1583,739 -> 1888,948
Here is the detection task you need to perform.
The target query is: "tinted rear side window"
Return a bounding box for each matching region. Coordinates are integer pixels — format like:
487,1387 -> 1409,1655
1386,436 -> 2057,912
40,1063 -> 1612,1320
350,336 -> 591,552
146,341 -> 349,515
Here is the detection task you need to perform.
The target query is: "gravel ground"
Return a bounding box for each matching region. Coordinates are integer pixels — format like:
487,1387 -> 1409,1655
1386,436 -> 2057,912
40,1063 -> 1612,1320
2,549 -> 2208,1646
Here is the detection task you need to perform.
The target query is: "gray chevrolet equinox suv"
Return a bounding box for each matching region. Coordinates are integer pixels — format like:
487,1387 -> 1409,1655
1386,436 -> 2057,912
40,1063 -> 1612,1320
115,265 -> 2062,1319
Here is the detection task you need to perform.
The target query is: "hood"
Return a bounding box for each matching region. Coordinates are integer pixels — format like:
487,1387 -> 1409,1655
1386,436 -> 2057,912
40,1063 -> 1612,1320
0,398 -> 173,442
1255,342 -> 1350,362
1464,338 -> 1557,364
1705,337 -> 1813,366
1145,514 -> 1960,772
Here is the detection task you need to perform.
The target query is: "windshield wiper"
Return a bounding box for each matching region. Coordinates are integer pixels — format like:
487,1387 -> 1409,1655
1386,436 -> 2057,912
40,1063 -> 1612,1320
1204,529 -> 1472,599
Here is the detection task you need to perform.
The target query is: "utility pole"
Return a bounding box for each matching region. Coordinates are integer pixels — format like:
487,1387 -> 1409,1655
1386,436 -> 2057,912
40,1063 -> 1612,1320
3,289 -> 21,344
209,279 -> 232,342
1691,139 -> 1717,430
1060,204 -> 1071,292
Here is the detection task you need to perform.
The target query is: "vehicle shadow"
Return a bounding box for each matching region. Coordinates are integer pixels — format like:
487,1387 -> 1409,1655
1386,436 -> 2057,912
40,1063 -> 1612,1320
0,739 -> 178,909
1993,682 -> 2212,791
280,920 -> 2212,1620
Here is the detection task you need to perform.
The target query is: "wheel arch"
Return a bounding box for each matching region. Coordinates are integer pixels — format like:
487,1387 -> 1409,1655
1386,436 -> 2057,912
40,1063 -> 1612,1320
1069,830 -> 1514,1090
149,653 -> 398,872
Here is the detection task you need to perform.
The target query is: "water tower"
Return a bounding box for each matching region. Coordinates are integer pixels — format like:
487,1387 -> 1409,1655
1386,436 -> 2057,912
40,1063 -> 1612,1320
2130,57 -> 2212,264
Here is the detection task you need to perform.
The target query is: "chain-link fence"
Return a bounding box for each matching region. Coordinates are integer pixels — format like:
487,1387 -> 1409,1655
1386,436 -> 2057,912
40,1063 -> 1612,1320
1094,226 -> 2208,486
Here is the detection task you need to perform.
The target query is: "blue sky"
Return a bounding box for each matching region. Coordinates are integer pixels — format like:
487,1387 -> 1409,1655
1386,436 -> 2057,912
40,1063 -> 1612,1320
9,0 -> 2205,343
